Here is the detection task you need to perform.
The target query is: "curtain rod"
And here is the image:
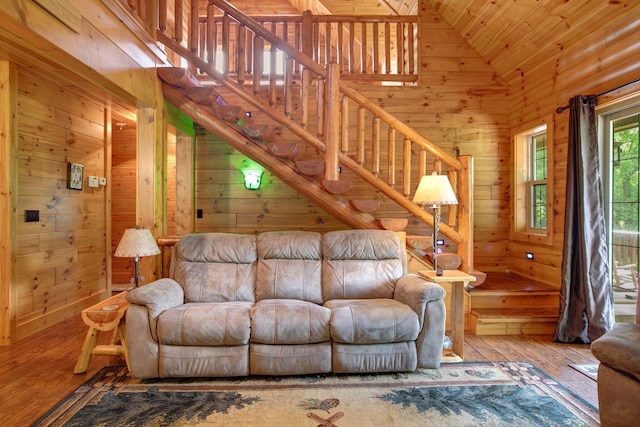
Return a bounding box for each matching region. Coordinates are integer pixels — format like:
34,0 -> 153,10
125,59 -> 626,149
556,77 -> 640,114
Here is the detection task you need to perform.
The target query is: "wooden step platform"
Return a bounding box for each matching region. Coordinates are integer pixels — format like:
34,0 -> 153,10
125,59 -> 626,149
468,272 -> 560,336
470,307 -> 558,335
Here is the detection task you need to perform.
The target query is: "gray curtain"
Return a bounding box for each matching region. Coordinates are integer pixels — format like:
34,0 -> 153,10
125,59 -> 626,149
553,95 -> 614,343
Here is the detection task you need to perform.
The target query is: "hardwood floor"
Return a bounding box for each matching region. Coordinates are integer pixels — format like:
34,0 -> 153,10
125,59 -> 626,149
0,314 -> 600,426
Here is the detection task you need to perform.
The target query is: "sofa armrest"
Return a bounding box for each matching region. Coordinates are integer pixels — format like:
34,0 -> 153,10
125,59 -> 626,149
394,274 -> 446,328
592,322 -> 640,382
126,278 -> 184,319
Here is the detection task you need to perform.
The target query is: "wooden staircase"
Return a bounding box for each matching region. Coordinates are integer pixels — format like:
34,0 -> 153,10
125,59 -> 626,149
155,0 -> 476,272
148,0 -> 562,337
468,272 -> 560,335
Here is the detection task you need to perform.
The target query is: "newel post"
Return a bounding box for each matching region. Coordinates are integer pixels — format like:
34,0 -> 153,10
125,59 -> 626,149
456,155 -> 474,273
325,63 -> 341,181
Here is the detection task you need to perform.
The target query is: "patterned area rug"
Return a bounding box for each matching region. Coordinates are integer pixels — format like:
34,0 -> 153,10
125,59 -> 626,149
34,362 -> 598,426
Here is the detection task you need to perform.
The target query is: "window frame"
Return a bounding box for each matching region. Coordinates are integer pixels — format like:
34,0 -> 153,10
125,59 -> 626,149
512,118 -> 554,245
527,131 -> 548,232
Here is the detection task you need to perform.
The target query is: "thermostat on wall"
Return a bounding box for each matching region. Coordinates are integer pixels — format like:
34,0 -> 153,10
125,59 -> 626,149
88,176 -> 99,187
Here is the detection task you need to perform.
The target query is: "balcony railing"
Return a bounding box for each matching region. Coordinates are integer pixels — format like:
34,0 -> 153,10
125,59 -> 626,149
118,0 -> 418,84
612,229 -> 640,266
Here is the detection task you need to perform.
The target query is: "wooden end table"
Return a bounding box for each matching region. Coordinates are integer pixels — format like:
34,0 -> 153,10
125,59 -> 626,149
74,291 -> 130,374
419,270 -> 476,361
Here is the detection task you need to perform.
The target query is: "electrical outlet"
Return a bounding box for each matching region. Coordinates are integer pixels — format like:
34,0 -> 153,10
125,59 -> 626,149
24,210 -> 39,222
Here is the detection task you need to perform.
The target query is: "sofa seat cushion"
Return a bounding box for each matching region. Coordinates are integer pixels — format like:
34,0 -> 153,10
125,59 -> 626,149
250,299 -> 331,345
326,299 -> 419,344
592,322 -> 640,382
157,302 -> 252,346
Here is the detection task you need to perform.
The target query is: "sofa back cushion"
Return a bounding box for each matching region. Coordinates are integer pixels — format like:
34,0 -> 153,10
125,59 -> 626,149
322,230 -> 404,300
256,231 -> 323,304
173,233 -> 257,303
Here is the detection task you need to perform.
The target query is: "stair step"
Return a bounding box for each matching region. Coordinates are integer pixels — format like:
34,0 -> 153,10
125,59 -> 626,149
406,235 -> 433,251
322,179 -> 352,194
429,252 -> 461,270
242,124 -> 269,140
185,87 -> 221,106
470,307 -> 558,335
158,67 -> 202,88
296,160 -> 324,177
268,141 -> 298,159
469,288 -> 560,310
349,199 -> 380,213
213,105 -> 244,123
376,218 -> 408,231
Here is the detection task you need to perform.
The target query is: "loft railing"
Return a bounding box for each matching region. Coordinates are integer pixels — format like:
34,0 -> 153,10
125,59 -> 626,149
117,0 -> 474,271
191,13 -> 418,83
115,1 -> 417,83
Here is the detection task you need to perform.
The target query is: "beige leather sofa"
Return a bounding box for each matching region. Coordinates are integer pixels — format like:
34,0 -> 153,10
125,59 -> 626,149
591,287 -> 640,427
125,229 -> 446,378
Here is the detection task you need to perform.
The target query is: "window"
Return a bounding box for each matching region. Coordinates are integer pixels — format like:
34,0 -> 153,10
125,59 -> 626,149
513,120 -> 553,244
529,132 -> 547,230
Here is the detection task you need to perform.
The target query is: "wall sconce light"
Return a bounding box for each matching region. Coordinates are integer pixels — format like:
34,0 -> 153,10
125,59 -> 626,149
242,169 -> 264,190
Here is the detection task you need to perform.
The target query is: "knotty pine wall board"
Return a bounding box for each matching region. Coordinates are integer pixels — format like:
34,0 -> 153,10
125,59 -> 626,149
111,127 -> 137,285
15,68 -> 108,339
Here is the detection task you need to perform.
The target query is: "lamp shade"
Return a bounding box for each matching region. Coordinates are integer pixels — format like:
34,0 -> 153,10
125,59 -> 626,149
114,228 -> 161,258
413,173 -> 458,206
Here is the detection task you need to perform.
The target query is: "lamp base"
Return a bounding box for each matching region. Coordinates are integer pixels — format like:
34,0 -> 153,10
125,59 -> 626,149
436,267 -> 443,276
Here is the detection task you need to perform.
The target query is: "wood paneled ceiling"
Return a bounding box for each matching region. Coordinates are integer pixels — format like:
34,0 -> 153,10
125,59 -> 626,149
229,0 -> 639,85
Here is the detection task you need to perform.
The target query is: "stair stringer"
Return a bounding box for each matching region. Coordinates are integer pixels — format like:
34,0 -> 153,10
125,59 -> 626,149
162,82 -> 380,230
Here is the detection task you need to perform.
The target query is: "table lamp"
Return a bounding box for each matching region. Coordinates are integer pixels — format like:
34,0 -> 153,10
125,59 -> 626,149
114,226 -> 161,287
413,172 -> 458,276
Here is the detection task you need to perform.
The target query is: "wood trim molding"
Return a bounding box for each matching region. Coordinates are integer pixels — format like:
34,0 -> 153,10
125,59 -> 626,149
0,61 -> 18,345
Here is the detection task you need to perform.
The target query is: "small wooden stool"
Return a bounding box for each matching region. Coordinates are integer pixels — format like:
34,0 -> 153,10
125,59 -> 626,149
74,291 -> 130,374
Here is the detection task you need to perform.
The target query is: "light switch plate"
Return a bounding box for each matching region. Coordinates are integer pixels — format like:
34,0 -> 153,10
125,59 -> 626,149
99,177 -> 107,186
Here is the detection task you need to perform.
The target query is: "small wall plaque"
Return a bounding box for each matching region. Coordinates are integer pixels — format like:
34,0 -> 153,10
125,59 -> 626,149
67,162 -> 84,190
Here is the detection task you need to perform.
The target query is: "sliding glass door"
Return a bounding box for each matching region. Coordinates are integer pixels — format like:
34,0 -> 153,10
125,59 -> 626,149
602,103 -> 640,321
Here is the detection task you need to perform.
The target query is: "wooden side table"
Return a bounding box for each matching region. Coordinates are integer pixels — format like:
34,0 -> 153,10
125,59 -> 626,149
74,291 -> 130,374
419,270 -> 476,361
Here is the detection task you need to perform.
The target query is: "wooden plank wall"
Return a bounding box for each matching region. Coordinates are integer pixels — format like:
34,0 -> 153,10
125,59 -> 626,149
416,4 -> 510,271
506,7 -> 640,287
15,68 -> 109,340
111,126 -> 137,285
194,128 -> 349,234
166,130 -> 177,236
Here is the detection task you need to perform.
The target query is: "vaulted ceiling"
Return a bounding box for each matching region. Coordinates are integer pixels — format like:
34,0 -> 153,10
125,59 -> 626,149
230,0 -> 639,85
